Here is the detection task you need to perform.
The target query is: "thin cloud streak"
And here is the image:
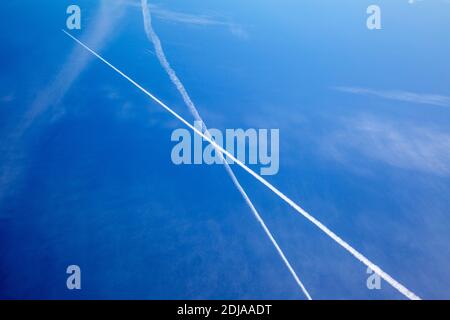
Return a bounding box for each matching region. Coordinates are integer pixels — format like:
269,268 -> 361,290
0,1 -> 127,207
152,6 -> 248,38
19,0 -> 127,134
124,0 -> 248,38
334,86 -> 450,108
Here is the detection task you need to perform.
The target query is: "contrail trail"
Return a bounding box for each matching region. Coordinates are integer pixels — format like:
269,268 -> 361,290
62,30 -> 421,300
140,0 -> 312,300
141,0 -> 202,123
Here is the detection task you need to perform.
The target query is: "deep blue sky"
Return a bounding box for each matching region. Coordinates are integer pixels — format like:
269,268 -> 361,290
1,0 -> 450,299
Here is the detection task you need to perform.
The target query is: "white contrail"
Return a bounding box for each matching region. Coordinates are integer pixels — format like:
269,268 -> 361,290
62,30 -> 421,300
140,0 -> 312,300
141,0 -> 202,122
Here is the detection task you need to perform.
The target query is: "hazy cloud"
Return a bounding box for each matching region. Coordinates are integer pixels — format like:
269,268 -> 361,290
324,116 -> 450,176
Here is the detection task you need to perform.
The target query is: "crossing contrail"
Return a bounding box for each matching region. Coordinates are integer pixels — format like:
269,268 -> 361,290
140,0 -> 312,300
62,29 -> 421,300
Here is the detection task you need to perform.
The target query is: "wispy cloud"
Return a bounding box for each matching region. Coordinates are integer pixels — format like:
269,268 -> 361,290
126,0 -> 248,38
19,1 -> 127,133
151,7 -> 227,26
153,7 -> 248,38
333,86 -> 450,108
1,1 -> 127,208
408,0 -> 450,4
152,5 -> 248,38
324,116 -> 450,176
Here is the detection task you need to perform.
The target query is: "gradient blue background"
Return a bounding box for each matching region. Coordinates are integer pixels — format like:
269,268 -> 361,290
0,0 -> 449,299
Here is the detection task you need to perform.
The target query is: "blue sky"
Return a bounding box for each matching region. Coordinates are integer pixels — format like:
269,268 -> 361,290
1,0 -> 450,299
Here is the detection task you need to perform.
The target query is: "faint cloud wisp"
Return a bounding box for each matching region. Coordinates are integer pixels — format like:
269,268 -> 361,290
126,0 -> 248,38
0,1 -> 127,208
333,86 -> 450,108
324,116 -> 450,176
